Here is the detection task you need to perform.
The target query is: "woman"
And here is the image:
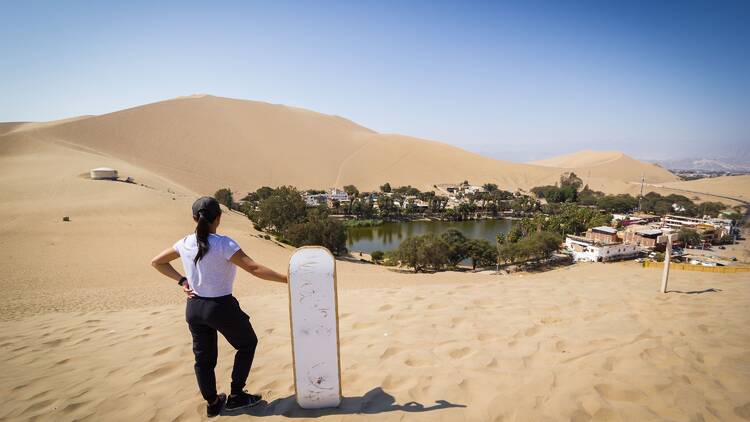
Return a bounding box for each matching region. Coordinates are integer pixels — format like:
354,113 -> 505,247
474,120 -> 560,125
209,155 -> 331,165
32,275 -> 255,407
151,196 -> 287,417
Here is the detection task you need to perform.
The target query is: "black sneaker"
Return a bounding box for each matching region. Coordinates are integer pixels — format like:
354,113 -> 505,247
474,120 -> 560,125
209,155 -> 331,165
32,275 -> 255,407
225,391 -> 262,411
207,393 -> 226,418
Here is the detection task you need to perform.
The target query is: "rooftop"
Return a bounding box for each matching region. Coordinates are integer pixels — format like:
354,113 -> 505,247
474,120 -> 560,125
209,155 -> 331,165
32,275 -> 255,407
592,226 -> 617,234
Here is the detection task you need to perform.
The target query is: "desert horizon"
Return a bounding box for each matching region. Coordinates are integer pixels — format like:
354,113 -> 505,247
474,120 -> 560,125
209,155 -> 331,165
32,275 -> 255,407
2,2 -> 749,421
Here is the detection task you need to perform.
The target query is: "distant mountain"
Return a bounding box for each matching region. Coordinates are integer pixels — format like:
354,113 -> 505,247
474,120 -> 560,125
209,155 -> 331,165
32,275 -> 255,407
652,156 -> 750,172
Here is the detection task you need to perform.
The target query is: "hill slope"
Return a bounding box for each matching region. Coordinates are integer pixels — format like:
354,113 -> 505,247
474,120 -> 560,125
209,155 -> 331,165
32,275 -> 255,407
530,150 -> 679,186
1,95 -> 564,194
4,95 -> 679,196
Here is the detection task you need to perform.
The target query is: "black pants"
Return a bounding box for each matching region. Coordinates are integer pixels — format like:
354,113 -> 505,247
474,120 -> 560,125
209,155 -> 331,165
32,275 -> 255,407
186,295 -> 258,402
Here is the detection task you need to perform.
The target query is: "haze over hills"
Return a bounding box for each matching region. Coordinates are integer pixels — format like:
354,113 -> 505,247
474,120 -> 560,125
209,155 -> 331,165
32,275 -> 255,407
1,95 -> 688,198
652,156 -> 750,172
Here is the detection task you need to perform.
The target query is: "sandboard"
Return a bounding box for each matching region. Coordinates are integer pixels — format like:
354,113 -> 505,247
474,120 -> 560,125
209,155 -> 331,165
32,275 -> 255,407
288,246 -> 342,409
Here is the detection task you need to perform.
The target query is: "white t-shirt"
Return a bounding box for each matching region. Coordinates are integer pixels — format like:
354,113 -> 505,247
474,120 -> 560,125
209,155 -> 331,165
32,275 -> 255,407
173,233 -> 241,298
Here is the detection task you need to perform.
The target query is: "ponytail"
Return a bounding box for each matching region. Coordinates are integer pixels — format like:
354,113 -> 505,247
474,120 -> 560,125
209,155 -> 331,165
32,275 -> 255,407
194,212 -> 210,265
191,196 -> 221,264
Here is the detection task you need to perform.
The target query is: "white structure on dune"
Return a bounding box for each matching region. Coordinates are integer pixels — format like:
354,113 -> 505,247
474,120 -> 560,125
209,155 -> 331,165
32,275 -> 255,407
89,167 -> 118,180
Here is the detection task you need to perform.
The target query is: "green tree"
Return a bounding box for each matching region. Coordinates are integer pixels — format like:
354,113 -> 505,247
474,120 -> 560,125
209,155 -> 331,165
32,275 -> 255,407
380,183 -> 392,193
418,234 -> 450,271
252,186 -> 307,233
696,201 -> 725,218
559,172 -> 583,190
284,217 -> 348,255
214,188 -> 234,209
466,239 -> 497,269
441,229 -> 469,267
596,194 -> 638,213
392,236 -> 423,272
677,228 -> 701,247
483,183 -> 498,193
391,234 -> 449,272
343,185 -> 359,197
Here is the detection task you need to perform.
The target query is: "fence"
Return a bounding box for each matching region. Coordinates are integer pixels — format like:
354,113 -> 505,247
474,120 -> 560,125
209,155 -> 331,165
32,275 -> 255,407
642,260 -> 750,273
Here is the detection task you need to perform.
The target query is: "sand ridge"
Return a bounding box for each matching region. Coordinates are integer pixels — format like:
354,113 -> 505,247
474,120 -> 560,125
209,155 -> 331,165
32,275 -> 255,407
1,264 -> 748,421
2,97 -> 750,421
3,95 -> 678,195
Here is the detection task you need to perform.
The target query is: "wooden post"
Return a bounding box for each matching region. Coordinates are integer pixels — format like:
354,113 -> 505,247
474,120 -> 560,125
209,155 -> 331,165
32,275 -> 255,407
660,235 -> 672,293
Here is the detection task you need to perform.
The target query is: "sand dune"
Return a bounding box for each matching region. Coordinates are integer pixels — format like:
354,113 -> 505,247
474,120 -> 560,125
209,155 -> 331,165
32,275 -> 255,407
2,97 -> 749,421
531,150 -> 679,186
659,175 -> 750,203
3,95 -> 683,196
1,263 -> 748,421
531,150 -> 627,168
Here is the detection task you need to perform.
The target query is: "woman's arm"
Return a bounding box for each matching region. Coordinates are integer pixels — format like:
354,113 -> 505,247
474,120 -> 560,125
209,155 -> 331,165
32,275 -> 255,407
151,248 -> 183,281
151,248 -> 195,298
230,249 -> 288,283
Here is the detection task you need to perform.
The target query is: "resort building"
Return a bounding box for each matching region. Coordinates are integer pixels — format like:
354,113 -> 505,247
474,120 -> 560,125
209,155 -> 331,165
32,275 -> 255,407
303,193 -> 327,207
326,188 -> 350,208
622,225 -> 665,249
565,235 -> 640,262
585,226 -> 619,243
661,214 -> 731,241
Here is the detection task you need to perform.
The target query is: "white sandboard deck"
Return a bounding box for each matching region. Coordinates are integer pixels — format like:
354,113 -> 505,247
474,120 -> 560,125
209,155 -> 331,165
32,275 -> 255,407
287,246 -> 342,409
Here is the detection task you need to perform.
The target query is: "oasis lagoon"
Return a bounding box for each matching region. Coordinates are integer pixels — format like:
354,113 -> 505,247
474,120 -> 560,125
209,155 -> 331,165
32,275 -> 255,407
347,219 -> 514,254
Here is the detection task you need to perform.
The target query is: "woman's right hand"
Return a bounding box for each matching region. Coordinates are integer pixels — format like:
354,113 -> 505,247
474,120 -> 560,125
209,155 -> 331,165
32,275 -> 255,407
183,281 -> 196,299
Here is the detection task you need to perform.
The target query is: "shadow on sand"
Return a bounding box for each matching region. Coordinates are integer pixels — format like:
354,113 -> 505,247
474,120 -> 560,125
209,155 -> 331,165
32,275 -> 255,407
223,387 -> 466,418
667,288 -> 722,294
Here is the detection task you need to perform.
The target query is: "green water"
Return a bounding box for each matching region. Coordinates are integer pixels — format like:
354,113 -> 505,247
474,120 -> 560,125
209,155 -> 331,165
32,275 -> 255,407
346,219 -> 514,254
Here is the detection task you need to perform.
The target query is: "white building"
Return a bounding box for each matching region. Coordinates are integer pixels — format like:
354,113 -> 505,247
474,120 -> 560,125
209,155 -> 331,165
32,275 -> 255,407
303,193 -> 327,207
90,167 -> 118,180
565,235 -> 639,262
327,188 -> 349,202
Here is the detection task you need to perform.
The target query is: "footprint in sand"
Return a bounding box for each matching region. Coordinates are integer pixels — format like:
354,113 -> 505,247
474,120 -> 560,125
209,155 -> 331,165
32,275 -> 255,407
735,402 -> 750,420
524,325 -> 540,337
594,384 -> 645,402
541,316 -> 562,324
24,398 -> 57,413
404,355 -> 429,367
378,304 -> 393,311
140,363 -> 180,383
449,347 -> 472,359
153,346 -> 174,356
380,346 -> 402,359
473,297 -> 493,306
42,338 -> 63,347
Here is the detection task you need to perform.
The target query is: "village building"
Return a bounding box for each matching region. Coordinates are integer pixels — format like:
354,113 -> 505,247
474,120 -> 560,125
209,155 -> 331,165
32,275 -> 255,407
661,214 -> 731,241
564,235 -> 640,262
585,226 -> 619,243
326,188 -> 350,208
303,193 -> 327,207
622,225 -> 666,249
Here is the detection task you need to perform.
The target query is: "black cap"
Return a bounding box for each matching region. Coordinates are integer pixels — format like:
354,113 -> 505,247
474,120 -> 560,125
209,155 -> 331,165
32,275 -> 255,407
192,196 -> 221,221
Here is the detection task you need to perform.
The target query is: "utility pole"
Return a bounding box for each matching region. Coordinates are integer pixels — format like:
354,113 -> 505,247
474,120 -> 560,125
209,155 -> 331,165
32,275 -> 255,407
638,174 -> 645,212
660,235 -> 672,294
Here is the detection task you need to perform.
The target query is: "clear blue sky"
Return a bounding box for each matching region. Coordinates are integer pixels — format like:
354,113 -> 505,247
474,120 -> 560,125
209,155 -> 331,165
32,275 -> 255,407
1,0 -> 748,161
